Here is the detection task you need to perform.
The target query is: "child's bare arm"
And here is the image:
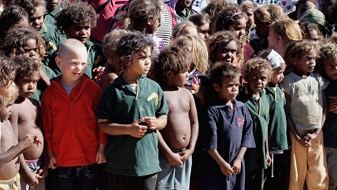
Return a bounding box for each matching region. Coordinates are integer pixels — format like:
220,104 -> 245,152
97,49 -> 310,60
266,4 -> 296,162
96,144 -> 106,164
157,131 -> 183,166
0,134 -> 38,166
208,149 -> 234,176
19,154 -> 39,186
232,147 -> 247,174
180,93 -> 199,161
144,115 -> 168,130
265,130 -> 271,167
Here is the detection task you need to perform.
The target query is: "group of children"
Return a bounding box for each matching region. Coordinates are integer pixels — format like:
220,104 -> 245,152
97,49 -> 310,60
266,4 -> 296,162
0,0 -> 337,189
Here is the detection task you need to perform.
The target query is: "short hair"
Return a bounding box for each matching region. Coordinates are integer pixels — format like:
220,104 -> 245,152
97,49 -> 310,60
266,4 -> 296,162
316,41 -> 337,75
208,31 -> 242,65
244,57 -> 272,80
151,46 -> 191,86
58,38 -> 86,58
0,5 -> 28,40
284,40 -> 319,70
56,1 -> 97,33
16,0 -> 47,16
172,21 -> 197,39
116,32 -> 154,73
188,13 -> 210,27
172,35 -> 208,74
1,26 -> 45,60
201,0 -> 227,23
126,0 -> 162,29
13,55 -> 40,82
209,62 -> 241,87
240,1 -> 257,11
211,4 -> 247,34
0,54 -> 16,88
254,4 -> 288,25
102,29 -> 130,63
300,21 -> 323,40
269,18 -> 303,45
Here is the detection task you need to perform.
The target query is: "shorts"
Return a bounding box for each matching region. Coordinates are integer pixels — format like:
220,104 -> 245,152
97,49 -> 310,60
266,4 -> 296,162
0,173 -> 20,190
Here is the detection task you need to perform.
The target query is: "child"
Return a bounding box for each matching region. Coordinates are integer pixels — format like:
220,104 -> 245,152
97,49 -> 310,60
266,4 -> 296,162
126,0 -> 165,52
300,21 -> 323,42
258,49 -> 290,190
100,29 -> 130,89
150,46 -> 198,190
171,21 -> 198,40
173,0 -> 197,23
208,31 -> 243,69
10,56 -> 48,190
236,57 -> 273,190
51,1 -> 105,79
211,5 -> 254,64
97,32 -> 168,190
268,18 -> 302,57
171,35 -> 208,93
41,39 -> 107,190
0,55 -> 17,97
188,13 -> 210,40
1,26 -> 55,102
317,42 -> 337,190
280,40 -> 329,189
240,1 -> 257,43
17,0 -> 46,31
199,62 -> 255,190
0,84 -> 41,190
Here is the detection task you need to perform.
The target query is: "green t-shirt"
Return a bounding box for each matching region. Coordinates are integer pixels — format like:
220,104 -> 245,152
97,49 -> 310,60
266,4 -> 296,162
97,75 -> 169,176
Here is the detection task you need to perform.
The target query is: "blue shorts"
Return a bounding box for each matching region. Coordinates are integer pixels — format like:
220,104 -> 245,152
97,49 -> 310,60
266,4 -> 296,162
155,149 -> 192,190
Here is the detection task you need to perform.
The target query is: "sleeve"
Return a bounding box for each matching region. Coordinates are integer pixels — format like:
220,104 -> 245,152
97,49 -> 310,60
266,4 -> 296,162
280,76 -> 291,95
201,107 -> 218,151
97,86 -> 114,122
317,73 -> 330,90
93,85 -> 108,144
241,106 -> 256,148
41,90 -> 53,153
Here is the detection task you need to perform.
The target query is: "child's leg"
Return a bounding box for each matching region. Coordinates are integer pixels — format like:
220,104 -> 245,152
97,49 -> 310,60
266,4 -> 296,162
289,133 -> 308,190
306,132 -> 329,190
325,147 -> 337,190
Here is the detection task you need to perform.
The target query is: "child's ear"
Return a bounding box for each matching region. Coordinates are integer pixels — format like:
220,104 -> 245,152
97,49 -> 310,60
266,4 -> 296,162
55,56 -> 62,68
212,83 -> 221,92
166,70 -> 174,79
147,16 -> 155,25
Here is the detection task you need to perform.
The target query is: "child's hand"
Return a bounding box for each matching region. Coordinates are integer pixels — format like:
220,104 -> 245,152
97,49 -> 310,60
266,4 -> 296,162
48,152 -> 57,169
296,136 -> 311,147
231,158 -> 242,174
21,134 -> 40,149
266,154 -> 272,167
144,117 -> 158,130
24,170 -> 39,186
166,152 -> 183,166
36,165 -> 48,179
179,149 -> 193,162
96,151 -> 106,164
129,119 -> 148,138
219,161 -> 234,176
328,96 -> 337,113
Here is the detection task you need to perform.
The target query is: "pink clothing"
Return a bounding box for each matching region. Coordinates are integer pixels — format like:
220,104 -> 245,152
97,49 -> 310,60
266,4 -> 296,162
41,76 -> 107,167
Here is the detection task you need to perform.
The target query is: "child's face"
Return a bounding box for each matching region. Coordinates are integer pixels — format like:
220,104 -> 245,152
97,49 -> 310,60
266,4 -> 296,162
0,102 -> 14,121
304,28 -> 320,42
245,68 -> 269,94
271,67 -> 285,84
22,38 -> 40,64
176,0 -> 193,9
168,71 -> 189,88
0,80 -> 15,97
213,76 -> 240,102
230,17 -> 246,42
324,56 -> 337,81
16,73 -> 40,98
268,29 -> 279,51
214,40 -> 238,65
181,26 -> 198,37
197,23 -> 209,40
127,46 -> 152,76
294,49 -> 317,75
65,22 -> 91,44
57,48 -> 88,85
242,7 -> 254,30
29,6 -> 45,31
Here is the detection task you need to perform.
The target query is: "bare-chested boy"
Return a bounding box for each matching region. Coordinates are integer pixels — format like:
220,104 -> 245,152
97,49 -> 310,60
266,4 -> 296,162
10,56 -> 47,190
0,83 -> 41,190
151,46 -> 199,190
